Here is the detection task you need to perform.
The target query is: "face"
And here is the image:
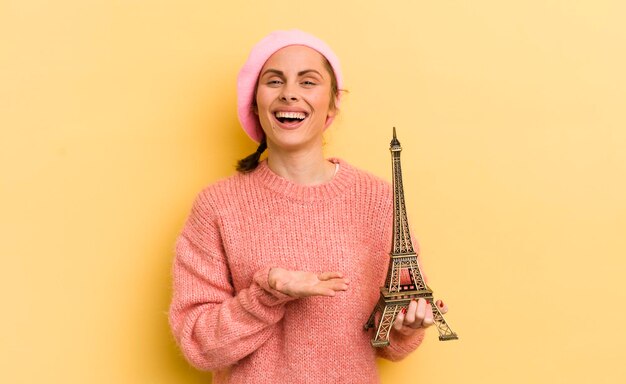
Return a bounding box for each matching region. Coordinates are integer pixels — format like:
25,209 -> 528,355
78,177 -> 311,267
255,45 -> 337,152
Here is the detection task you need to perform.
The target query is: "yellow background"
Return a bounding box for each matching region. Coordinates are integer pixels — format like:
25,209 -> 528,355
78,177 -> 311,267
1,1 -> 625,383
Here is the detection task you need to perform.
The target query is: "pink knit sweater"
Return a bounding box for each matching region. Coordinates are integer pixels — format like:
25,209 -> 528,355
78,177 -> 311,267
169,158 -> 425,384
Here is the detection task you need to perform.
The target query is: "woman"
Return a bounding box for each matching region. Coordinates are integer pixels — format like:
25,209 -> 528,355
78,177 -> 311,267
169,29 -> 447,383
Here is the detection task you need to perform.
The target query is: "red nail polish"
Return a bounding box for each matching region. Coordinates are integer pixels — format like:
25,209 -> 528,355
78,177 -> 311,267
426,300 -> 430,304
401,307 -> 406,314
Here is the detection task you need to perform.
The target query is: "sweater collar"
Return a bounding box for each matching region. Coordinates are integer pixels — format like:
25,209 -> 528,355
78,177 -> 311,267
253,157 -> 356,202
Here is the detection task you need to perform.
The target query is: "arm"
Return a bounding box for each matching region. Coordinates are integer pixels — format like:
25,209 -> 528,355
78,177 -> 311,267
377,328 -> 427,362
169,191 -> 349,371
168,192 -> 295,371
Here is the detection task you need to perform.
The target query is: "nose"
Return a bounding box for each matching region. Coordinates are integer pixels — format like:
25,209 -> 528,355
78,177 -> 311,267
279,83 -> 299,102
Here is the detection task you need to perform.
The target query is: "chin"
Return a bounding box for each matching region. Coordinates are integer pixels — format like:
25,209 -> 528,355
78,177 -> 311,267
268,133 -> 322,152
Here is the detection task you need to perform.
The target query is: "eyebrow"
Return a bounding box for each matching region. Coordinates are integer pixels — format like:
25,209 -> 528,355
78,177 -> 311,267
261,69 -> 325,78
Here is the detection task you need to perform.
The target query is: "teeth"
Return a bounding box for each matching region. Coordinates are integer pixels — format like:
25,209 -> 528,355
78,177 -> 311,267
275,111 -> 306,120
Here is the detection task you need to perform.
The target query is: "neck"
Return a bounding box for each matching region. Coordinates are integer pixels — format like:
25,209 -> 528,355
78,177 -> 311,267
265,144 -> 335,186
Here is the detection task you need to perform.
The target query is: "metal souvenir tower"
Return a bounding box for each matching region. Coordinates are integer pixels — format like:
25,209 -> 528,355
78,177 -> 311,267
364,128 -> 458,346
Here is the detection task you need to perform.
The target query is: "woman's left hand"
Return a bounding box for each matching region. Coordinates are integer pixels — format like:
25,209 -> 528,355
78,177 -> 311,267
392,298 -> 448,336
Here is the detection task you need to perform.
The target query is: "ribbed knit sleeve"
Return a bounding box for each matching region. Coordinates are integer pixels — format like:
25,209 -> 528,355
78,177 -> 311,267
377,328 -> 426,361
169,190 -> 295,371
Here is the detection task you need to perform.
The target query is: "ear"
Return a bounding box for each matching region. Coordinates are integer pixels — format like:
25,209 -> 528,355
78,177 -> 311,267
327,95 -> 338,118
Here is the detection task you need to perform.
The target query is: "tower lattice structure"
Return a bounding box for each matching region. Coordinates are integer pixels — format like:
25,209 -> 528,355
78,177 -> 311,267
364,128 -> 458,346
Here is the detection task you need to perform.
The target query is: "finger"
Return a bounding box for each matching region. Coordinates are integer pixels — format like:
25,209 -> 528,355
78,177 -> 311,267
321,280 -> 349,291
318,271 -> 343,281
422,303 -> 434,328
310,286 -> 337,297
393,307 -> 406,331
415,298 -> 427,328
404,299 -> 418,326
436,299 -> 449,314
326,277 -> 350,284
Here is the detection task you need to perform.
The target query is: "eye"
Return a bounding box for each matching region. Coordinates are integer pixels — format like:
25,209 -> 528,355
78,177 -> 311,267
301,80 -> 317,86
266,79 -> 283,86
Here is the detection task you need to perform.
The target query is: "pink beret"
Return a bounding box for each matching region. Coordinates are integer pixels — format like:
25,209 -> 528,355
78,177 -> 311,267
237,29 -> 344,143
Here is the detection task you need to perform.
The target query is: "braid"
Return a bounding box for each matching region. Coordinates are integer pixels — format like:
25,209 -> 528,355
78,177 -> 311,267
236,138 -> 267,173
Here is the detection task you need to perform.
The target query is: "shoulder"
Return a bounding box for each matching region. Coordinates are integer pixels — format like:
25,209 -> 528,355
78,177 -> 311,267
333,159 -> 393,237
188,171 -> 254,216
197,172 -> 247,200
334,158 -> 391,197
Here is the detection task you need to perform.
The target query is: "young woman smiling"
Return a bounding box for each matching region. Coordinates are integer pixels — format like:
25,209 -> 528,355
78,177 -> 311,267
169,30 -> 448,384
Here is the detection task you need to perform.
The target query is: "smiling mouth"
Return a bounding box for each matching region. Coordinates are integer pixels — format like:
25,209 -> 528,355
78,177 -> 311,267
274,111 -> 307,124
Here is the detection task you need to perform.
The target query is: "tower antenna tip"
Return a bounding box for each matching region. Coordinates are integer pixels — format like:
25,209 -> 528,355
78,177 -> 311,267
390,127 -> 400,147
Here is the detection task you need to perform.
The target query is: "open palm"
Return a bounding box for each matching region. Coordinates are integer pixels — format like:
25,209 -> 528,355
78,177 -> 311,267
268,268 -> 349,298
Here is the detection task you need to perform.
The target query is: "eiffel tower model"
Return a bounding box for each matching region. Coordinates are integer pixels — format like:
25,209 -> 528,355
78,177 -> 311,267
364,128 -> 458,346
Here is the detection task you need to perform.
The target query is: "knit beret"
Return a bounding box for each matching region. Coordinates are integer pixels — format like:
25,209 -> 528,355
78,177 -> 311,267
237,29 -> 344,143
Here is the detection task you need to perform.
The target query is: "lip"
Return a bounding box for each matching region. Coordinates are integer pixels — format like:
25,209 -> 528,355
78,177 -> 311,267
272,107 -> 309,115
271,108 -> 310,130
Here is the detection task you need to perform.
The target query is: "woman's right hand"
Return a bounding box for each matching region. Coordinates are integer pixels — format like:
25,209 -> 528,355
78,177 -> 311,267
268,268 -> 349,298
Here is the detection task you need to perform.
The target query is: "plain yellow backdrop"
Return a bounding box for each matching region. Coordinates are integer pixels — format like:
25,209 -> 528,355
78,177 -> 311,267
1,1 -> 625,383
